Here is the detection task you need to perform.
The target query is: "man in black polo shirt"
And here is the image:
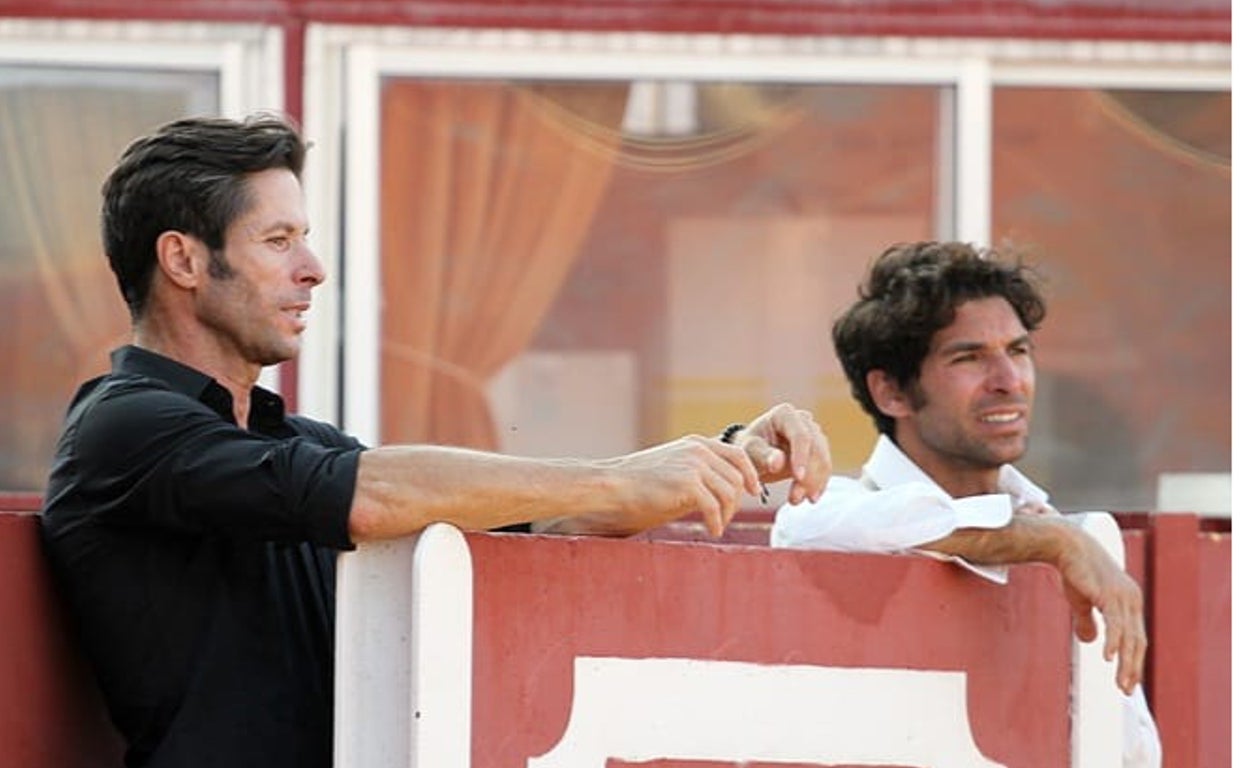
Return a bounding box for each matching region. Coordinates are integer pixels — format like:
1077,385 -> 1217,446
40,114 -> 831,768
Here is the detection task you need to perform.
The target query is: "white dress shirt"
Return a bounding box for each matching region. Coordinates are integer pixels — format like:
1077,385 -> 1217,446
770,434 -> 1045,582
770,433 -> 1162,767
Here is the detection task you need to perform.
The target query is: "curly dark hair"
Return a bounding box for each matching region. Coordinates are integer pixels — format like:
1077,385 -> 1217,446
101,113 -> 308,320
833,241 -> 1047,436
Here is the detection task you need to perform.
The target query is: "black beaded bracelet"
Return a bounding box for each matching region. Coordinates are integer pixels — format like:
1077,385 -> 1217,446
719,422 -> 747,444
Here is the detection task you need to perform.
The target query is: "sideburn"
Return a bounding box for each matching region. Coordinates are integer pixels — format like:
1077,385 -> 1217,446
207,249 -> 235,280
906,379 -> 928,411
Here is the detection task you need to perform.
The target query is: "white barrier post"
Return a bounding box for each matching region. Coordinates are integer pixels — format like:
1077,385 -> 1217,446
409,524 -> 473,768
334,523 -> 473,768
1071,512 -> 1127,768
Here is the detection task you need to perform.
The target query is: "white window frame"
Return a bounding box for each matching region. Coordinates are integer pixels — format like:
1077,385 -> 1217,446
0,17 -> 287,388
0,18 -> 284,118
302,25 -> 1228,444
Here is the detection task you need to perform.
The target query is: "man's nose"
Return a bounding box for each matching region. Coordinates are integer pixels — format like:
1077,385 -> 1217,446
987,355 -> 1022,392
297,244 -> 326,287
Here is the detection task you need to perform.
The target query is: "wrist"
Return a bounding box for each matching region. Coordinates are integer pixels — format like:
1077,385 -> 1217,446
718,421 -> 770,503
1043,516 -> 1089,571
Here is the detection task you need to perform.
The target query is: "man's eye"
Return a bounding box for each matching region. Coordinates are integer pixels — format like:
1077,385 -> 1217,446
268,236 -> 292,251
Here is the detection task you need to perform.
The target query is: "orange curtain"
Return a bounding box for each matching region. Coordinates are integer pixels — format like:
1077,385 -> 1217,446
0,88 -> 185,489
379,81 -> 628,448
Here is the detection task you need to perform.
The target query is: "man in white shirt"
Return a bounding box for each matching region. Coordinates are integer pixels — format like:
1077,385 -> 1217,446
771,240 -> 1160,766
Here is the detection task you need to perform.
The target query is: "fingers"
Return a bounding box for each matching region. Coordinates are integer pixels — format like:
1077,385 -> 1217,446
672,436 -> 758,537
743,404 -> 831,502
1100,580 -> 1146,695
1065,585 -> 1098,644
691,457 -> 742,537
1100,607 -> 1142,695
1063,546 -> 1146,695
792,423 -> 831,503
707,437 -> 762,498
1122,626 -> 1147,694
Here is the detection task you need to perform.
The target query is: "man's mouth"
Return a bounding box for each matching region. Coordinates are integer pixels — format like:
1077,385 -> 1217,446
980,411 -> 1022,424
284,303 -> 310,329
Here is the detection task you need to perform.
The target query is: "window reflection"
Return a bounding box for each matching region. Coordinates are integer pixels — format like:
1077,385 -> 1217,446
993,88 -> 1230,510
378,80 -> 946,479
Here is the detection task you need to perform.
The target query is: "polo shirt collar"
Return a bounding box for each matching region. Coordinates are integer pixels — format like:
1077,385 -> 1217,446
110,345 -> 288,428
112,344 -> 214,399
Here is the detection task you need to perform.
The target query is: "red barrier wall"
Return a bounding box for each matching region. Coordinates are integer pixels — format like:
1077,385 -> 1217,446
469,532 -> 1074,767
0,514 -> 124,768
0,509 -> 1229,766
1144,514 -> 1231,768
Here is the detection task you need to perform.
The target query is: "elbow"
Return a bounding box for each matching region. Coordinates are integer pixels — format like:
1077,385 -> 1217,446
346,501 -> 404,543
347,494 -> 435,542
346,505 -> 380,543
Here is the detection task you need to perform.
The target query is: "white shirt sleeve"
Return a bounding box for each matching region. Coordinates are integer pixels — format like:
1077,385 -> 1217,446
770,476 -> 1015,584
770,476 -> 1012,552
1124,685 -> 1163,768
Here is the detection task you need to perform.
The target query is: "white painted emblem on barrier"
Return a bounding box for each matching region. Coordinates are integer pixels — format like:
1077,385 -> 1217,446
528,657 -> 1004,767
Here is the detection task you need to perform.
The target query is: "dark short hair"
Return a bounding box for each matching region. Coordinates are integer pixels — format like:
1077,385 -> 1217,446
100,113 -> 308,320
833,240 -> 1047,436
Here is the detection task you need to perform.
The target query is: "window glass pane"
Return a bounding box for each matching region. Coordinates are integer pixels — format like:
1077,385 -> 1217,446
0,66 -> 218,491
377,78 -> 948,484
992,87 -> 1230,511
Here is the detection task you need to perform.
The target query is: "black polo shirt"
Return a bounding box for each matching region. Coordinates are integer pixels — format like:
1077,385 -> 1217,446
41,345 -> 364,768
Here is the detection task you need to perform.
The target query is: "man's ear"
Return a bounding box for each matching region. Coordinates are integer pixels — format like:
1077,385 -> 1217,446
154,231 -> 203,289
866,370 -> 914,419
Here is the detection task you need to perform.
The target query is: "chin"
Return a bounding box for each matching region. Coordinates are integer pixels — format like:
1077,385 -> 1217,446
990,439 -> 1028,466
254,343 -> 299,368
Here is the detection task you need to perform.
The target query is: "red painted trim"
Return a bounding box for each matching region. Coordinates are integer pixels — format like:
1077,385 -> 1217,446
1197,516 -> 1231,534
1147,513 -> 1202,767
0,0 -> 1228,42
280,15 -> 307,409
0,493 -> 43,513
1196,531 -> 1231,766
283,17 -> 305,127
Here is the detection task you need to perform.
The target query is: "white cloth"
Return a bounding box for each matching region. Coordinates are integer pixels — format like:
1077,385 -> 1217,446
771,433 -> 1162,767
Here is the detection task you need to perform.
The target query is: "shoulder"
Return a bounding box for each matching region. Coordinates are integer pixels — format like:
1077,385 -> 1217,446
285,414 -> 367,450
75,372 -> 212,429
61,373 -> 226,465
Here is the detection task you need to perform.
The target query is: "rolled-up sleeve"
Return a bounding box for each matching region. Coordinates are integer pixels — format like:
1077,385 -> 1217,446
74,387 -> 361,549
771,477 -> 1012,552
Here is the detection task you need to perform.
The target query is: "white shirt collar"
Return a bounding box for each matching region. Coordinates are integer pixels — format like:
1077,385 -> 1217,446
862,434 -> 1050,508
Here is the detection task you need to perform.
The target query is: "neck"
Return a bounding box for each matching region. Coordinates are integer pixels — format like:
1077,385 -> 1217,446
133,316 -> 259,429
934,468 -> 1003,498
891,435 -> 1003,498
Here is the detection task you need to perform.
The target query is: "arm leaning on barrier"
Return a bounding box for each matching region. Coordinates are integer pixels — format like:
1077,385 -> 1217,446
352,402 -> 830,542
919,513 -> 1146,695
774,487 -> 1146,696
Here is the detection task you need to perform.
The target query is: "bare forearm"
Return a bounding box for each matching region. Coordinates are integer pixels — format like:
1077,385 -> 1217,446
345,409 -> 827,544
921,512 -> 1081,568
349,446 -> 621,541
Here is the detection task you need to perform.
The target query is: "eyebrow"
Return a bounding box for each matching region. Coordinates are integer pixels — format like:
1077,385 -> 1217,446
938,333 -> 1032,356
248,220 -> 309,238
